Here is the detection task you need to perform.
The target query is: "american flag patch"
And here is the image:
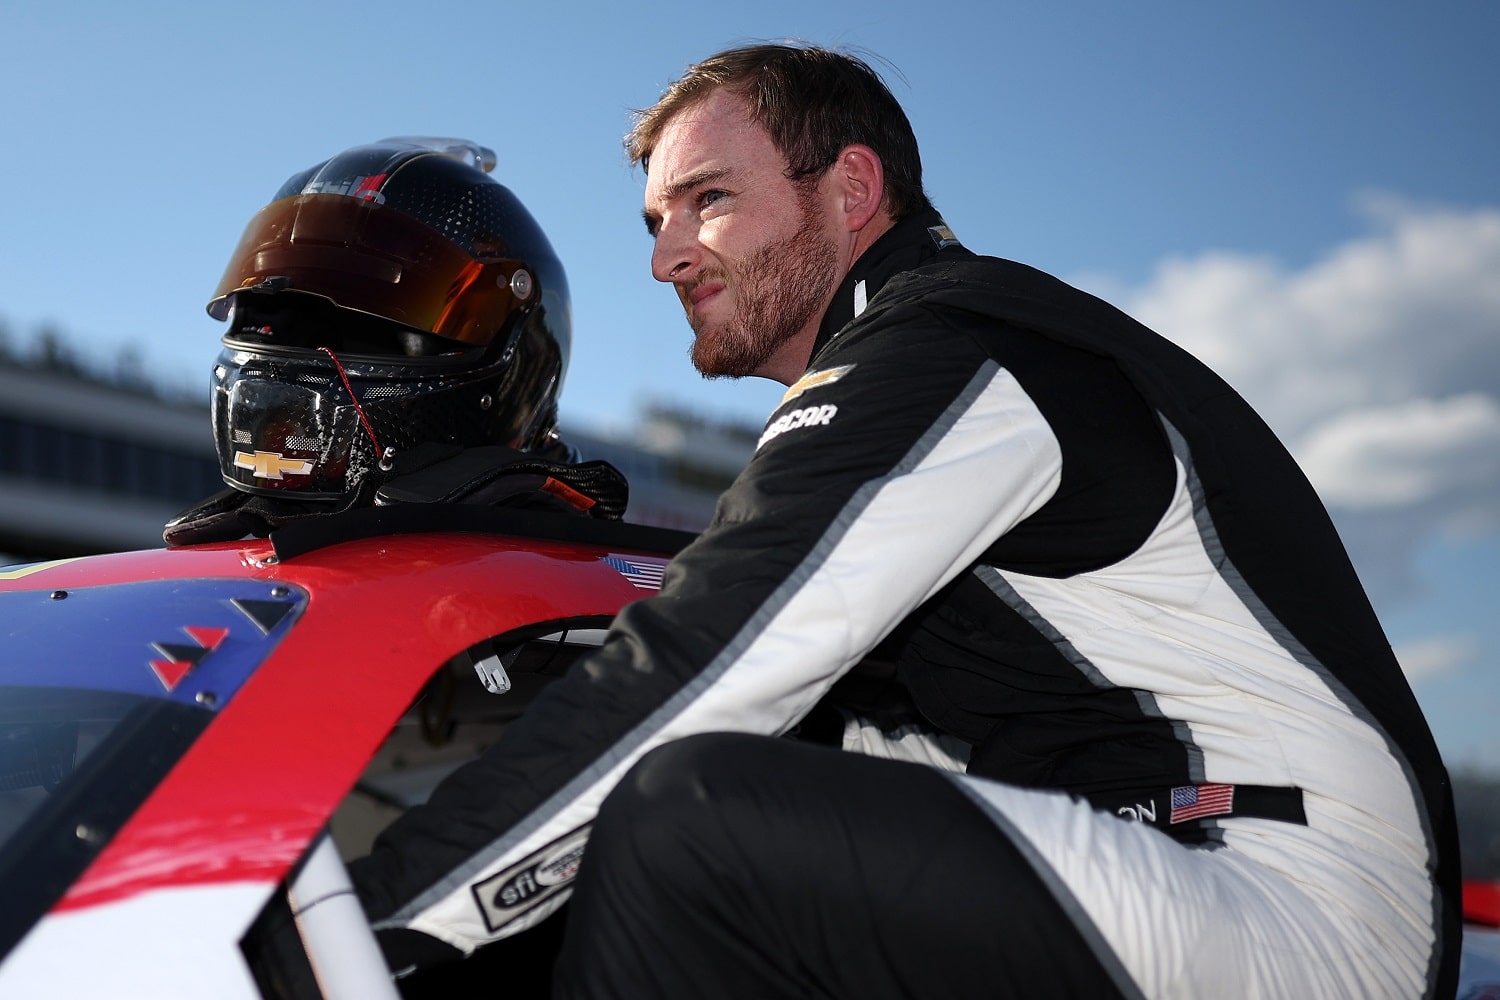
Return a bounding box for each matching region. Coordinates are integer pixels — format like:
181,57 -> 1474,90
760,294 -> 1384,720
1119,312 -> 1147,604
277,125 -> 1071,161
1169,783 -> 1235,824
602,554 -> 669,590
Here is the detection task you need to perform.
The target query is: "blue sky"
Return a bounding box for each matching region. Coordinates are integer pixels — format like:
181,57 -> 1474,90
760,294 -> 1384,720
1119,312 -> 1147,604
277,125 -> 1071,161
1,1 -> 1496,770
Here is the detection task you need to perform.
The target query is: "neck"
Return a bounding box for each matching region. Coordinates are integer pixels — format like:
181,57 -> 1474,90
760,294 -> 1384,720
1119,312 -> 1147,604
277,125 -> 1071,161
802,207 -> 963,366
758,214 -> 897,385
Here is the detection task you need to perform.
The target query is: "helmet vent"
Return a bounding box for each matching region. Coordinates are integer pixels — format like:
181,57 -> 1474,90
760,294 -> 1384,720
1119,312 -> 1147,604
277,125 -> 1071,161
293,373 -> 338,389
363,384 -> 415,399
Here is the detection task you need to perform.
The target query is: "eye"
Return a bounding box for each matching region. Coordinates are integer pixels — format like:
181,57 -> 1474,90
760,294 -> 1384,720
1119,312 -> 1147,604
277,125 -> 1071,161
697,189 -> 728,211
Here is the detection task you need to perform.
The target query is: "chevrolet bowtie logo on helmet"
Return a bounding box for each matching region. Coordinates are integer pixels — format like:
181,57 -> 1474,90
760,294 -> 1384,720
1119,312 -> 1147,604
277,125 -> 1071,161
234,450 -> 315,480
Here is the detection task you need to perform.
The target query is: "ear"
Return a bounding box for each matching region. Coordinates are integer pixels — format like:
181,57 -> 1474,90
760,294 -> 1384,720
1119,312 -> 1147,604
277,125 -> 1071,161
832,144 -> 886,233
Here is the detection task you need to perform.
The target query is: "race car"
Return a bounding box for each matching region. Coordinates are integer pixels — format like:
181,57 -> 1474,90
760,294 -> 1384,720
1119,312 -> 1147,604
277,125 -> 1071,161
1,504 -> 1498,998
0,504 -> 688,997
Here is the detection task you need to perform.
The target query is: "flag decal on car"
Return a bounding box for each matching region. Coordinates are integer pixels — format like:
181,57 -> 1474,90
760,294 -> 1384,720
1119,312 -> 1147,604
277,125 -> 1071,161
603,554 -> 669,591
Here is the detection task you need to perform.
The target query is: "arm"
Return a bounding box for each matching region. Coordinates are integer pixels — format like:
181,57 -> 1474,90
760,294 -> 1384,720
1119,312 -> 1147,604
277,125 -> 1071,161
350,297 -> 1065,964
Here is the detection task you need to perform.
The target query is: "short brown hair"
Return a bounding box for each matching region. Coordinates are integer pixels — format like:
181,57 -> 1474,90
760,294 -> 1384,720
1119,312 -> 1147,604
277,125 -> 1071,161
626,43 -> 932,221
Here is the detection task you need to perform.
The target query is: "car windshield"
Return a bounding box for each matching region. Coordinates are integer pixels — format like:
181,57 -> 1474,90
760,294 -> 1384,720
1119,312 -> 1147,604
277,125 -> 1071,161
0,686 -> 211,959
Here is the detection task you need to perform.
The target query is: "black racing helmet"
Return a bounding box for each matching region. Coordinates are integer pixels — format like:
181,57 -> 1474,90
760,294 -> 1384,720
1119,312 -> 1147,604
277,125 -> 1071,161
207,137 -> 570,500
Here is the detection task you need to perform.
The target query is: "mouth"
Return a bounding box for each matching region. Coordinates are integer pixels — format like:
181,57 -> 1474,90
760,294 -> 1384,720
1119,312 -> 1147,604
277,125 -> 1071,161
688,280 -> 725,308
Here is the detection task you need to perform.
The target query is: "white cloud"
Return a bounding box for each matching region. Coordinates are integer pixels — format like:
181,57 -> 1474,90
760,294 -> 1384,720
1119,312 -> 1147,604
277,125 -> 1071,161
1117,197 -> 1500,443
1296,394 -> 1500,509
1393,633 -> 1480,686
1080,197 -> 1500,604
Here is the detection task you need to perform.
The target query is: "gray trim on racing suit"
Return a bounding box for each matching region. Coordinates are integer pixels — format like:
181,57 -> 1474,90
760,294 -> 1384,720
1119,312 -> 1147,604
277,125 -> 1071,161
349,208 -> 1460,997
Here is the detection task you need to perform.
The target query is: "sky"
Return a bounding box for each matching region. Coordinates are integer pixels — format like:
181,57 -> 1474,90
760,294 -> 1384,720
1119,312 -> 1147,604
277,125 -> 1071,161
0,2 -> 1496,771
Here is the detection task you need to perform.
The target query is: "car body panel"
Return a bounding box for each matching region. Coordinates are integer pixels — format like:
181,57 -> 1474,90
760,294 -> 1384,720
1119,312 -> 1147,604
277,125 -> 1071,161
0,524 -> 675,996
1,883 -> 271,998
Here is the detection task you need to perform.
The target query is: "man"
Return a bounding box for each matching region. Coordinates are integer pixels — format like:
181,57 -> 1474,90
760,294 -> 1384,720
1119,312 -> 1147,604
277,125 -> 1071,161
352,45 -> 1461,998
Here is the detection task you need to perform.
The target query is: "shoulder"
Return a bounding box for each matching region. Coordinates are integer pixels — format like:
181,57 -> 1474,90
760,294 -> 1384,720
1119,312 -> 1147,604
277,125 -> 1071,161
854,253 -> 1195,380
848,254 -> 1097,337
827,255 -> 1095,362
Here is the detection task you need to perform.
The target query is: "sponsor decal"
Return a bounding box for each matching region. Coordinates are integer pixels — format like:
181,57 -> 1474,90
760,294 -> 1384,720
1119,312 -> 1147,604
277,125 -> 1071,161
780,364 -> 855,406
234,449 -> 314,480
603,554 -> 669,591
472,828 -> 590,933
1169,783 -> 1235,824
757,403 -> 839,450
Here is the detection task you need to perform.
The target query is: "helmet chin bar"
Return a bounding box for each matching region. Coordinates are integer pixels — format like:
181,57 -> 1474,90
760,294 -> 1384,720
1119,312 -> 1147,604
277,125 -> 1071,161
211,306 -> 562,502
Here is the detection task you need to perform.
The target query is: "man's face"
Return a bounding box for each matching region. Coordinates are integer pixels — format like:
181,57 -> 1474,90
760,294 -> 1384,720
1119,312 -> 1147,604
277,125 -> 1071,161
642,89 -> 841,383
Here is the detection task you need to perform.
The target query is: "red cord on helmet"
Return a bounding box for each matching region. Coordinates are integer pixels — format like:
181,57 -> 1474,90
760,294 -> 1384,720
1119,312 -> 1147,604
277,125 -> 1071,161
317,346 -> 386,464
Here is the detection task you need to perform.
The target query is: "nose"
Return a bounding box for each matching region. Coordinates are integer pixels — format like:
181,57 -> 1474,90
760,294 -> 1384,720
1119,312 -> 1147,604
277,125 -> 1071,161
650,216 -> 698,284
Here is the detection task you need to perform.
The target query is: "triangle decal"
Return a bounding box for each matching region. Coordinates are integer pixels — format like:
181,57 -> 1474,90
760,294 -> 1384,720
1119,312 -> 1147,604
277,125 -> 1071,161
150,641 -> 209,666
183,625 -> 230,650
150,658 -> 194,691
231,598 -> 296,635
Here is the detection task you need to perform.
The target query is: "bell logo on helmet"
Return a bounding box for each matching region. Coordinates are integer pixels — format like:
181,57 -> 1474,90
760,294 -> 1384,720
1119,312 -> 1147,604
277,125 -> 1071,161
304,173 -> 388,203
233,450 -> 315,480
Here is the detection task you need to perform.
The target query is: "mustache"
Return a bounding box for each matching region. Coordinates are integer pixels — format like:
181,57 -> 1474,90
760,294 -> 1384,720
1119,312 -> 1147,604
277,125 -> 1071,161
681,266 -> 727,302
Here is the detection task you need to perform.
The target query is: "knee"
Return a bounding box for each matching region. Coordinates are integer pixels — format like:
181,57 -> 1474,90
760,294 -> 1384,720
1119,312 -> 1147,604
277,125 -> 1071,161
599,732 -> 753,822
589,733 -> 773,870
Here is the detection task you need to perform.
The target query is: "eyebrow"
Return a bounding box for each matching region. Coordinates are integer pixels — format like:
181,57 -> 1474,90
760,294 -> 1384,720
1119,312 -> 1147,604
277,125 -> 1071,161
641,165 -> 733,235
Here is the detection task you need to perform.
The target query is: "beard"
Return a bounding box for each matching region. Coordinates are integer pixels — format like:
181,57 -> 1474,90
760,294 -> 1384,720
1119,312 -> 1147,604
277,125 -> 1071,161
687,191 -> 839,379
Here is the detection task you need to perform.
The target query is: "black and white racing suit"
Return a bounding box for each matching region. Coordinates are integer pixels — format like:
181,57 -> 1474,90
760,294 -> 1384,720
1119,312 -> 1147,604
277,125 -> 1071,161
351,209 -> 1461,999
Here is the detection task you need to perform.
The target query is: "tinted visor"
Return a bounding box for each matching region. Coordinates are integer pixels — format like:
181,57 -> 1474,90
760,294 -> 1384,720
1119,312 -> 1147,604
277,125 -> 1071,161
220,293 -> 481,360
207,193 -> 527,346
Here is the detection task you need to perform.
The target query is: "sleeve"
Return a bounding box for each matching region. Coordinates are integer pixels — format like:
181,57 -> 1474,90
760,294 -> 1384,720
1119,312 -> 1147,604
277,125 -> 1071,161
348,301 -> 1066,964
